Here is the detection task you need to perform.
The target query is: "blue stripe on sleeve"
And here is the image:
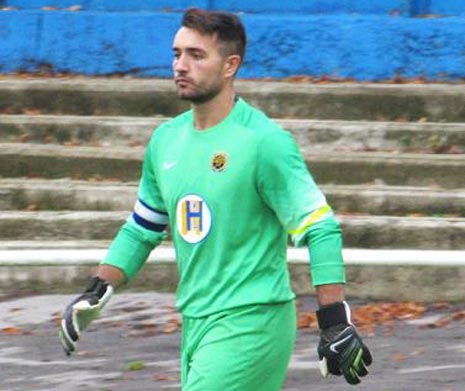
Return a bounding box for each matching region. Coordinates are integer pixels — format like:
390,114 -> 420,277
132,212 -> 167,232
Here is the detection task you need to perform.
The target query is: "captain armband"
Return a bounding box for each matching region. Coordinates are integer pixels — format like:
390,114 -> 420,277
100,199 -> 169,281
132,198 -> 169,232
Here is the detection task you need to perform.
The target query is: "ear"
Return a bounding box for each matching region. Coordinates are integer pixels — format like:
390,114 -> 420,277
224,55 -> 242,78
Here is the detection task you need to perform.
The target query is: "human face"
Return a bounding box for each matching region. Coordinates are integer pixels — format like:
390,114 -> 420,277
172,27 -> 228,104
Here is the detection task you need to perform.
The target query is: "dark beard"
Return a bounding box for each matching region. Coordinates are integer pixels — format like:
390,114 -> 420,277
178,85 -> 222,104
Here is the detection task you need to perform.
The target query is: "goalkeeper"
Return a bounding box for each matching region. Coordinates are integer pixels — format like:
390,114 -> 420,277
59,8 -> 372,390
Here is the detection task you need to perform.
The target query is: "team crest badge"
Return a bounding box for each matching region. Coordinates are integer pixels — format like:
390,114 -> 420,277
211,152 -> 228,172
176,194 -> 212,243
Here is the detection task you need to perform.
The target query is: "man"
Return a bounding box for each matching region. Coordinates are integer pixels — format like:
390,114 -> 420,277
59,8 -> 372,390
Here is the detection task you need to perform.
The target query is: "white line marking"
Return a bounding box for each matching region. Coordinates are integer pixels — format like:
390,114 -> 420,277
399,364 -> 465,374
0,248 -> 464,266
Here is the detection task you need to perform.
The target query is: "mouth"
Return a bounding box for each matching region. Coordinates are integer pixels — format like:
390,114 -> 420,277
175,77 -> 191,86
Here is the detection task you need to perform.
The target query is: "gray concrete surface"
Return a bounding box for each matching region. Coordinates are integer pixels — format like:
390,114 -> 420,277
0,293 -> 464,391
2,143 -> 465,188
1,211 -> 465,249
2,179 -> 465,216
2,115 -> 465,153
1,245 -> 465,302
3,78 -> 465,121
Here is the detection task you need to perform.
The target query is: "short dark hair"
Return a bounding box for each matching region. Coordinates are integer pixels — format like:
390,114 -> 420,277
181,8 -> 247,63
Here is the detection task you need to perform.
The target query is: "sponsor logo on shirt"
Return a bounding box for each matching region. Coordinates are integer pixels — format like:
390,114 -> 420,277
211,152 -> 228,172
163,161 -> 177,170
176,194 -> 212,243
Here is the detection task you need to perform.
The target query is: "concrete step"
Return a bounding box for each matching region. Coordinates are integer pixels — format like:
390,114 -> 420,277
2,114 -> 465,152
0,211 -> 464,249
1,143 -> 464,188
2,246 -> 465,302
0,211 -> 126,241
300,151 -> 465,189
2,242 -> 464,266
2,78 -> 465,121
325,184 -> 465,217
1,179 -> 465,217
0,179 -> 137,211
0,143 -> 144,182
0,114 -> 165,147
1,242 -> 464,301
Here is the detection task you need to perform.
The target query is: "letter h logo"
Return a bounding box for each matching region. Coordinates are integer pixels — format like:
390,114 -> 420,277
182,200 -> 203,235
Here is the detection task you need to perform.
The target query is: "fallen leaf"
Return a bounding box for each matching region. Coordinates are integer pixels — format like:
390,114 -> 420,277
23,108 -> 41,115
447,145 -> 463,154
163,316 -> 182,334
297,301 -> 427,333
153,374 -> 176,381
77,350 -> 98,357
431,302 -> 452,311
121,303 -> 151,313
297,313 -> 317,329
126,360 -> 146,371
1,327 -> 22,335
392,353 -> 409,361
452,311 -> 465,321
18,133 -> 30,143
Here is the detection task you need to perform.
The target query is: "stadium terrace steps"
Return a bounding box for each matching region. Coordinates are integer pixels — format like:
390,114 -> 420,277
1,143 -> 464,188
0,179 -> 138,211
2,78 -> 465,121
0,77 -> 464,299
0,211 -> 464,250
0,114 -> 166,147
1,179 -> 465,217
0,143 -> 144,182
2,114 -> 465,153
323,184 -> 465,217
1,241 -> 464,266
1,242 -> 464,301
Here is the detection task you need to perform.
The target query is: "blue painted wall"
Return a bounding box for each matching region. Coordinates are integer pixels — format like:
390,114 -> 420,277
4,1 -> 409,14
2,1 -> 465,80
5,0 -> 465,15
5,0 -> 205,11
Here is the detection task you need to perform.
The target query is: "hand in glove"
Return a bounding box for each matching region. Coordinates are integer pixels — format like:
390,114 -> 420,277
317,301 -> 372,385
59,276 -> 113,355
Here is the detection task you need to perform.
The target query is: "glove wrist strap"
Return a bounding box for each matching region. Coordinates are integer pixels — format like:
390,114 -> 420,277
77,276 -> 112,306
85,276 -> 110,296
316,301 -> 351,330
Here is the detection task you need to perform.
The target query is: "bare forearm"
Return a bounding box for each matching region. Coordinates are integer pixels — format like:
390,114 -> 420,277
95,264 -> 126,288
316,283 -> 345,306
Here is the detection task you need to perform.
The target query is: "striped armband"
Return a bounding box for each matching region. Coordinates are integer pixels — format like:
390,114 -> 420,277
132,199 -> 169,232
289,204 -> 333,245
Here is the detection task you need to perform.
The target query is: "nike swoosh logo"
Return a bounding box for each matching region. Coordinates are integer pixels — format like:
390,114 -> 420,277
163,161 -> 177,170
329,334 -> 352,354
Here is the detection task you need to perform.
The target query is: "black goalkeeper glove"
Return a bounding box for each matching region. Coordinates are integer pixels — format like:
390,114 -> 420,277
59,276 -> 113,355
317,301 -> 372,385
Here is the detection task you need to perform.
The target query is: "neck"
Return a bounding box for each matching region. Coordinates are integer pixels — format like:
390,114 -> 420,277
192,86 -> 236,130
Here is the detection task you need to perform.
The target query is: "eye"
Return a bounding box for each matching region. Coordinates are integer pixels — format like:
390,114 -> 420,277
191,50 -> 205,60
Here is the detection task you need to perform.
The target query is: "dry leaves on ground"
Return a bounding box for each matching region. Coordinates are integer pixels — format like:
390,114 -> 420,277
297,301 -> 427,333
0,326 -> 33,336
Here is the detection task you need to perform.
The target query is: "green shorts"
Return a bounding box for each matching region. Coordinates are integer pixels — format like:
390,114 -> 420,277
181,300 -> 296,391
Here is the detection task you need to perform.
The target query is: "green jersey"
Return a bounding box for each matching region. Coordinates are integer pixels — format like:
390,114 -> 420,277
102,98 -> 345,317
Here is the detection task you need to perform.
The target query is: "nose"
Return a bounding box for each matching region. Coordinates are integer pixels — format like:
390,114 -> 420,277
173,53 -> 188,74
